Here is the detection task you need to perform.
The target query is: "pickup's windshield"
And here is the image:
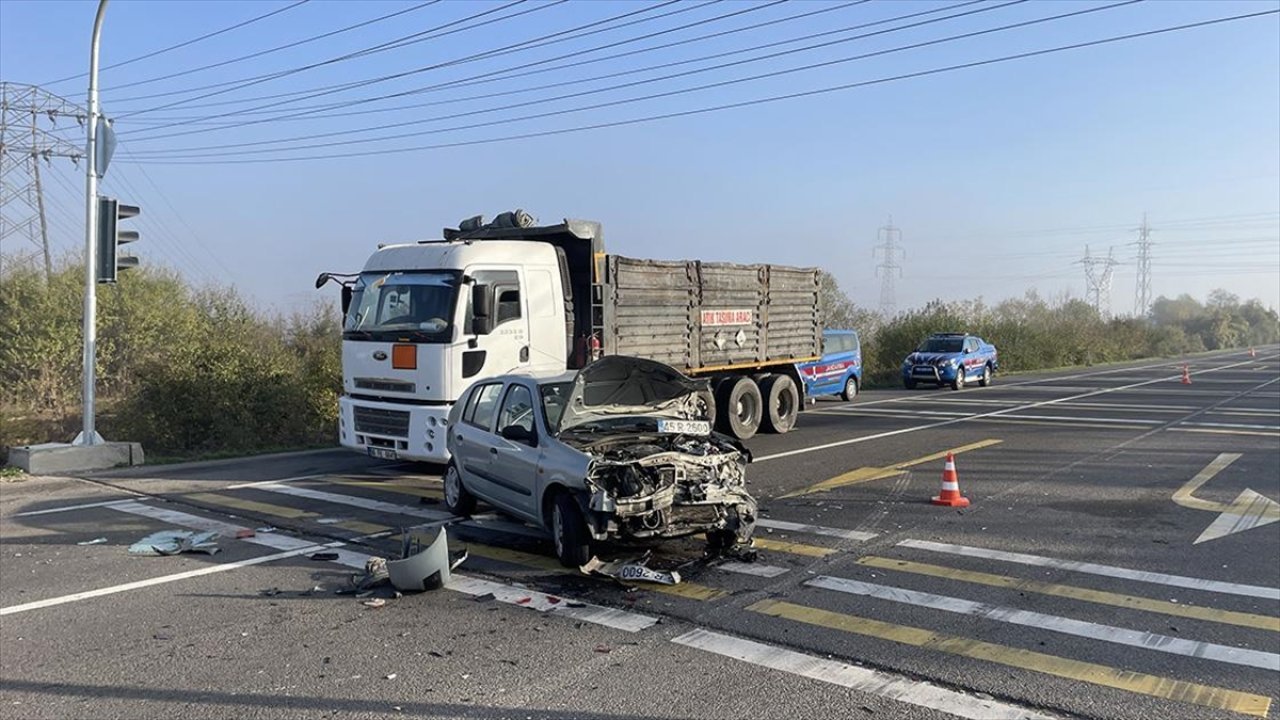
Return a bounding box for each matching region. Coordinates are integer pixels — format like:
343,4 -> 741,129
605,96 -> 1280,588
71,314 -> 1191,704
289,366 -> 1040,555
344,271 -> 461,342
918,337 -> 964,353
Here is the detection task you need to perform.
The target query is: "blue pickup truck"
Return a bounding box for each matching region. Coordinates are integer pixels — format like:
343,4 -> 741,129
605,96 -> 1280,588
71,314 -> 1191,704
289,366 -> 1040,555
798,329 -> 862,401
901,332 -> 998,390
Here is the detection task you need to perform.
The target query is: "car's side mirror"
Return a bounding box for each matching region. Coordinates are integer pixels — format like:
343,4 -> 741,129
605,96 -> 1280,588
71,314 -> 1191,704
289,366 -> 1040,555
500,424 -> 536,446
471,284 -> 493,336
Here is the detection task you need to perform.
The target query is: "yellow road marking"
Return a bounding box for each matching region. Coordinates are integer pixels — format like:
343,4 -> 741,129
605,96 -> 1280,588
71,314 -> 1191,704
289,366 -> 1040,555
753,537 -> 837,558
857,556 -> 1280,633
187,492 -> 315,520
782,439 -> 1003,498
331,479 -> 443,500
465,544 -> 727,601
1173,453 -> 1243,513
748,599 -> 1271,718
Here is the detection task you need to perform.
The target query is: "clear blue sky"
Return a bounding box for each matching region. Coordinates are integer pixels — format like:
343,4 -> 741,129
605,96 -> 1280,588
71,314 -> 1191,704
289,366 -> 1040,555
2,0 -> 1277,316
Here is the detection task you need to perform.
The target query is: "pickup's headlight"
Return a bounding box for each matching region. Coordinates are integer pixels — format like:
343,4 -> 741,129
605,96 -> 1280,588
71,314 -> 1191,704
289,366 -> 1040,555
946,358 -> 959,367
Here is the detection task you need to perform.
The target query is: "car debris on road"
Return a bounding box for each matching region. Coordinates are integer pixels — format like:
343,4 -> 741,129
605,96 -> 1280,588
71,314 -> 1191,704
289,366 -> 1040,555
581,551 -> 681,586
127,530 -> 220,556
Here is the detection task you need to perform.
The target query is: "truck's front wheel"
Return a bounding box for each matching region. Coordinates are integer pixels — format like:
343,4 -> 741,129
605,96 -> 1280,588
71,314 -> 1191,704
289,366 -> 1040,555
716,376 -> 763,440
760,374 -> 799,434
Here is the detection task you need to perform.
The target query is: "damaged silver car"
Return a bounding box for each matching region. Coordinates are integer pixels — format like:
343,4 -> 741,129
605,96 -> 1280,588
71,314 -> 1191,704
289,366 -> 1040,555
444,356 -> 757,566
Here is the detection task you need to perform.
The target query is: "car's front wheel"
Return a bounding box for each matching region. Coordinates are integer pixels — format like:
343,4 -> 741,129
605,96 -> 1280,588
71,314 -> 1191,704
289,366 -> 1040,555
979,364 -> 993,387
551,493 -> 592,568
841,375 -> 859,402
950,365 -> 966,391
443,463 -> 476,516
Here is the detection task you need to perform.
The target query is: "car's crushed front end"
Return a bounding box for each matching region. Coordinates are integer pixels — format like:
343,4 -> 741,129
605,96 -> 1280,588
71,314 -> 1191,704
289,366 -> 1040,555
557,357 -> 757,546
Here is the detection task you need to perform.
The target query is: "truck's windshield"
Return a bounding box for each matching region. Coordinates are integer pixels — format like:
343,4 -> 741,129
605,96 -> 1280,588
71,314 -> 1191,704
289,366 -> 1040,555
344,271 -> 461,342
918,337 -> 964,353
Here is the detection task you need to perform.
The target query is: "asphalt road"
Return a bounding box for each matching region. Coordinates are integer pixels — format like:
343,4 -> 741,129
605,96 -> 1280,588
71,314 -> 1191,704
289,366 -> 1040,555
2,347 -> 1277,720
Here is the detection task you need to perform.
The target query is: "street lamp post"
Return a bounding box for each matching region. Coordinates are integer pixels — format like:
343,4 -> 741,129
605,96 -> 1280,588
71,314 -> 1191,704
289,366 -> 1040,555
74,0 -> 109,446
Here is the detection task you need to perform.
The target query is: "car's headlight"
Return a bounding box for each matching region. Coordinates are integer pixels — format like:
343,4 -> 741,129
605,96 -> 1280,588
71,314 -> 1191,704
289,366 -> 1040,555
948,358 -> 959,367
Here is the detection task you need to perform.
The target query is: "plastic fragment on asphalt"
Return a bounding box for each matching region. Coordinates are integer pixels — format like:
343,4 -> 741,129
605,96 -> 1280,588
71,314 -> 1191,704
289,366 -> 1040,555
309,552 -> 340,561
581,552 -> 681,585
362,598 -> 387,608
235,529 -> 255,539
128,530 -> 220,556
386,527 -> 466,592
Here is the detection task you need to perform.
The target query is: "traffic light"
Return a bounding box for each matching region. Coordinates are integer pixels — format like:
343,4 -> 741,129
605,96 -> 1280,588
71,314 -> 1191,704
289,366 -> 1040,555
96,196 -> 140,284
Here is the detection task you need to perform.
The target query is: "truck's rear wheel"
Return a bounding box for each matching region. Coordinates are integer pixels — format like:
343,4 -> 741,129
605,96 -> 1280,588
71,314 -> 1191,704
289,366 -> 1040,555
716,376 -> 762,440
760,374 -> 799,434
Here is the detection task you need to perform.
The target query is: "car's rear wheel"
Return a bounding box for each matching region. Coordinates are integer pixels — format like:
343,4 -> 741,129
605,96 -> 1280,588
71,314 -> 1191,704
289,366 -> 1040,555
760,374 -> 799,434
551,493 -> 592,568
951,364 -> 966,391
716,376 -> 763,440
841,375 -> 859,402
443,463 -> 476,516
979,364 -> 992,387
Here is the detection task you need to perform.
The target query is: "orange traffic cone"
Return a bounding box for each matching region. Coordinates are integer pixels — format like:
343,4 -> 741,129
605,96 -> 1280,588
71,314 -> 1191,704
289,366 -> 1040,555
1180,364 -> 1192,385
931,452 -> 970,508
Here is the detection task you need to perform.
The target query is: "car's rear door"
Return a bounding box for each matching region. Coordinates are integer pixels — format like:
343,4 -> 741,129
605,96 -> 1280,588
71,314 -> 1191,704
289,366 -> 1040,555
452,381 -> 504,504
487,381 -> 542,520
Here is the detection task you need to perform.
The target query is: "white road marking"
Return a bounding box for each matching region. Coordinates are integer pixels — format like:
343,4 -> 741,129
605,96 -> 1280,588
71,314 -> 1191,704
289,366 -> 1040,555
225,474 -> 324,489
807,576 -> 1280,671
716,561 -> 789,578
252,483 -> 453,521
672,628 -> 1055,720
759,357 -> 1262,464
1182,421 -> 1280,430
13,499 -> 134,517
447,576 -> 657,632
458,514 -> 548,539
756,519 -> 877,542
900,539 -> 1280,601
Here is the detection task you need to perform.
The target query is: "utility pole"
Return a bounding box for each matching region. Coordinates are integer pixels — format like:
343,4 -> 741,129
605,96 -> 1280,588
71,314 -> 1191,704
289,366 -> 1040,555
1078,244 -> 1120,318
0,82 -> 85,281
873,217 -> 904,318
74,0 -> 110,447
1132,213 -> 1153,318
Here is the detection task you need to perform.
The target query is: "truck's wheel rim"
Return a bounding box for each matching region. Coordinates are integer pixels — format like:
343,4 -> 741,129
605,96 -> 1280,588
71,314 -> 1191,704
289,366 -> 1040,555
776,387 -> 794,422
445,467 -> 460,506
737,395 -> 758,424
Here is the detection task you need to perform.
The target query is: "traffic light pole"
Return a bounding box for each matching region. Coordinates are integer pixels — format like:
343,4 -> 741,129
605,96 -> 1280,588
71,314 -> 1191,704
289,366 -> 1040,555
75,0 -> 109,446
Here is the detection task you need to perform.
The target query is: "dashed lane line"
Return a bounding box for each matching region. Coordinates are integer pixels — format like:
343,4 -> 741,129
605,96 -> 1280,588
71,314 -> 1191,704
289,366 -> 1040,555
672,628 -> 1057,720
899,539 -> 1280,601
748,599 -> 1272,718
858,556 -> 1280,632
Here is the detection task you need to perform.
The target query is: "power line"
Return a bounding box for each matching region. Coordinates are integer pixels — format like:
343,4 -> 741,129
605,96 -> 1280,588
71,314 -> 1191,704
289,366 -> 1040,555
122,7 -> 1280,166
104,1 -> 443,93
122,0 -> 1017,151
115,0 -> 874,122
42,0 -> 312,86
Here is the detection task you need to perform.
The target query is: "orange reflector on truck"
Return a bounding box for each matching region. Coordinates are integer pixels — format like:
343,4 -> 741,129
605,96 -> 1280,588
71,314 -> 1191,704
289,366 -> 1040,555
392,344 -> 417,369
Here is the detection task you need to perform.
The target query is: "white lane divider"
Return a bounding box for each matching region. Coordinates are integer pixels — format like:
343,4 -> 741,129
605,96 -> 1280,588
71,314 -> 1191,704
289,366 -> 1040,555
252,483 -> 453,521
756,518 -> 877,542
899,539 -> 1280,601
13,498 -> 135,517
672,628 -> 1056,720
807,576 -> 1280,672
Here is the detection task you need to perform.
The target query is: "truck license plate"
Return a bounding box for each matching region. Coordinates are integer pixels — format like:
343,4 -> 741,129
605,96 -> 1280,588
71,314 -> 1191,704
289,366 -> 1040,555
367,447 -> 398,460
657,419 -> 710,435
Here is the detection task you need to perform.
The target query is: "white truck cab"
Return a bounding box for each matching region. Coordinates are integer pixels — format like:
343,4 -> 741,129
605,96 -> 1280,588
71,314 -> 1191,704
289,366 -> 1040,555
329,238 -> 569,463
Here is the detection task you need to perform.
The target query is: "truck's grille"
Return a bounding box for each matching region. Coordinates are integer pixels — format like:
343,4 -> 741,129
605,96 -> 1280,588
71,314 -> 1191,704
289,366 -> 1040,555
353,407 -> 410,437
354,378 -> 416,393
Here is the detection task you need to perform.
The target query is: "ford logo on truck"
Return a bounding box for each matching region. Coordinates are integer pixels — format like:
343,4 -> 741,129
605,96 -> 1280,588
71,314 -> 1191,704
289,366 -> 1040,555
373,350 -> 388,361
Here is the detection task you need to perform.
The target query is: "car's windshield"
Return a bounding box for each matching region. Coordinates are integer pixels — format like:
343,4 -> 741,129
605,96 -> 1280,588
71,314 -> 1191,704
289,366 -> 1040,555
918,337 -> 964,353
344,271 -> 461,342
539,382 -> 573,431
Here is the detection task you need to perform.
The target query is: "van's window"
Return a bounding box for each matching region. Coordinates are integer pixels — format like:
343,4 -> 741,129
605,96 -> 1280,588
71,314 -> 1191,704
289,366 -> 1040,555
496,287 -> 521,324
465,383 -> 503,430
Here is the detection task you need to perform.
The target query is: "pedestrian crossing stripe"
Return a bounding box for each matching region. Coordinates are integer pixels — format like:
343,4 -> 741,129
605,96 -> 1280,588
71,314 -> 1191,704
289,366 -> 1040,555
184,492 -> 394,537
329,479 -> 444,500
747,599 -> 1271,718
858,556 -> 1280,632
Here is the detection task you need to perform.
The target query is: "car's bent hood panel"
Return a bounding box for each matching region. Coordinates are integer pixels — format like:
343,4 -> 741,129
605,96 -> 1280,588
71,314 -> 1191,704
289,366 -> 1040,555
559,356 -> 709,432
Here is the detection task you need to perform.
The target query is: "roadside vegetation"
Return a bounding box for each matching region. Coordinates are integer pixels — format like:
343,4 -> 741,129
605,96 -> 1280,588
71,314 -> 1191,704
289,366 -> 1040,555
1,262 -> 1274,461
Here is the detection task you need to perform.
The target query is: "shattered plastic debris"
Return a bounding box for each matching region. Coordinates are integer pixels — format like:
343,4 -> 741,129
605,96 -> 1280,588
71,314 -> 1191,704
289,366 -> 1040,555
309,552 -> 340,561
235,529 -> 256,539
362,598 -> 387,609
77,537 -> 108,546
128,530 -> 220,556
580,551 -> 681,585
337,557 -> 390,595
385,527 -> 467,592
255,526 -> 278,533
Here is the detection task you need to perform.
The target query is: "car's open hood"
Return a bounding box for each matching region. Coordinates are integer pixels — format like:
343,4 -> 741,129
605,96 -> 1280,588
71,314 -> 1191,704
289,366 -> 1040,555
558,356 -> 709,433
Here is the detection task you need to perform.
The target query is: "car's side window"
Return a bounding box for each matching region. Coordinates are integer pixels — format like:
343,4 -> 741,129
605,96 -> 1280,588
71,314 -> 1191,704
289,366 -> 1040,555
498,384 -> 536,441
466,383 -> 503,431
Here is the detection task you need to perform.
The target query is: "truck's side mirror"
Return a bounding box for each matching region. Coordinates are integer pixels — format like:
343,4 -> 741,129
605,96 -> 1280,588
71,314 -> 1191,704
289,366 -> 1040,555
471,284 -> 493,336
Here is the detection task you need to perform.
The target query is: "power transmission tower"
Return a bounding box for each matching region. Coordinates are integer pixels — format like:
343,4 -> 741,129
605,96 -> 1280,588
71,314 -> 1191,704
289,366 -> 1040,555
1077,244 -> 1120,317
0,82 -> 85,280
873,217 -> 904,317
1132,213 -> 1154,318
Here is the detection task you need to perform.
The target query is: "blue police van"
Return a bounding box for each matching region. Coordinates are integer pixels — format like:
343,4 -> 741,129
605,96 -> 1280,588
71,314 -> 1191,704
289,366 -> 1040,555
797,329 -> 862,401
